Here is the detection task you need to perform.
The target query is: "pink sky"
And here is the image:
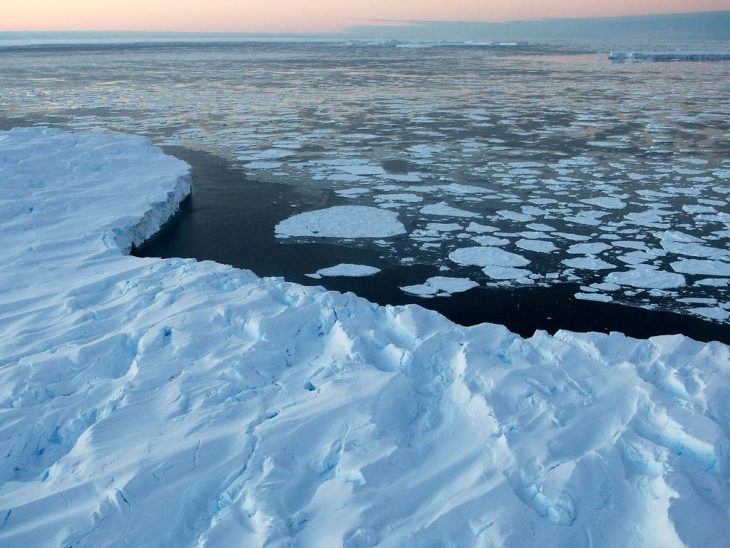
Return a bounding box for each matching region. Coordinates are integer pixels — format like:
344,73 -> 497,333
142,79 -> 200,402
3,0 -> 730,33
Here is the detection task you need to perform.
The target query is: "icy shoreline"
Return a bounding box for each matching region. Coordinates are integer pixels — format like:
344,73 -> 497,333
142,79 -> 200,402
1,128 -> 729,546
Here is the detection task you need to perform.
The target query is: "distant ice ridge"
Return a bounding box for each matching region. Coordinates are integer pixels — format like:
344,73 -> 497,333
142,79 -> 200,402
2,128 -> 730,547
609,51 -> 730,62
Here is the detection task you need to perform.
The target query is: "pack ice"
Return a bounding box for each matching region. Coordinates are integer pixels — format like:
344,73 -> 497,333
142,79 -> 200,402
1,128 -> 730,547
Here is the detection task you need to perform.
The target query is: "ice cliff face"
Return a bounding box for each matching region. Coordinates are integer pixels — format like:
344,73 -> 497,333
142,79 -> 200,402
1,128 -> 729,547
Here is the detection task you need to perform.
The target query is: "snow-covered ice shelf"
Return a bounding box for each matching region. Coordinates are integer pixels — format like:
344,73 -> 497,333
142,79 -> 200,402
2,128 -> 730,547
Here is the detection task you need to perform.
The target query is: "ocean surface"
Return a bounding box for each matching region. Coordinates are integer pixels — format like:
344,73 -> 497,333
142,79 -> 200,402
1,37 -> 728,340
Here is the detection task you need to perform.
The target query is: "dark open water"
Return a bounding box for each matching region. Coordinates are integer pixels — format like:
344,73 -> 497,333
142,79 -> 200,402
135,146 -> 730,344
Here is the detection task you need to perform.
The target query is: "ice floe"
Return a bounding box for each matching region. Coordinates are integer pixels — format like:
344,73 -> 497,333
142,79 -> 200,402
449,246 -> 531,268
562,257 -> 615,271
607,266 -> 686,289
400,276 -> 478,297
307,264 -> 381,279
671,259 -> 730,277
275,206 -> 406,239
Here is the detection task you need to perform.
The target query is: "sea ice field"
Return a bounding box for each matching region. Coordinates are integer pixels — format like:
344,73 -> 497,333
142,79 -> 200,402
2,126 -> 730,547
0,41 -> 728,327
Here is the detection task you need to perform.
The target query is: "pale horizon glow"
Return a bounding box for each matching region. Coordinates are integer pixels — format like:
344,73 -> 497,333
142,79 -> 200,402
2,0 -> 730,33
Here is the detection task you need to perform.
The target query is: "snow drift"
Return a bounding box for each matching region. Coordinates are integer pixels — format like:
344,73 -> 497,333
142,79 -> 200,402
1,128 -> 729,547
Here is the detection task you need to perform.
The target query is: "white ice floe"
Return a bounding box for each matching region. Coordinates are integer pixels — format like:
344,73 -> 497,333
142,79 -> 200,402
481,265 -> 533,280
244,160 -> 283,170
420,202 -> 480,218
2,128 -> 730,547
275,205 -> 406,238
562,257 -> 615,271
426,222 -> 462,232
449,246 -> 531,267
618,250 -> 661,265
466,221 -> 498,233
567,242 -> 611,255
473,235 -> 511,247
374,193 -> 423,204
696,278 -> 730,287
671,259 -> 730,277
607,266 -> 687,289
690,307 -> 730,321
308,264 -> 381,279
516,239 -> 557,253
575,292 -> 613,303
497,209 -> 534,222
400,276 -> 478,297
579,197 -> 627,210
661,239 -> 729,260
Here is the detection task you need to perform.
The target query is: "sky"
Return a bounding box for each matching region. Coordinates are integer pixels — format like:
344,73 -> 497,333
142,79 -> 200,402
2,0 -> 730,33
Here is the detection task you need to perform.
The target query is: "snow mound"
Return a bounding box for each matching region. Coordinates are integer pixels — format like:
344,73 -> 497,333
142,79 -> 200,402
275,205 -> 406,238
2,128 -> 730,547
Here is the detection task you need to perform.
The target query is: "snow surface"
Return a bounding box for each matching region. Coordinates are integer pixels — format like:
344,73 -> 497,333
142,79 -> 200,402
275,206 -> 406,239
2,128 -> 730,547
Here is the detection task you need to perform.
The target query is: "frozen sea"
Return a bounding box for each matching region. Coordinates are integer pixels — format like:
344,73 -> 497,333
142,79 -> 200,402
1,38 -> 729,337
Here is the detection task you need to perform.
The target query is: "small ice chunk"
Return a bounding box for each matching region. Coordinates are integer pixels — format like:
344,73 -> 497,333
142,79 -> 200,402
311,264 -> 381,278
246,161 -> 283,170
466,222 -> 498,233
613,240 -> 648,250
661,239 -> 729,259
690,307 -> 729,321
497,210 -> 534,222
516,239 -> 557,253
590,282 -> 621,292
375,193 -> 423,203
695,278 -> 729,287
482,266 -> 533,280
562,257 -> 615,270
671,259 -> 730,277
527,223 -> 556,232
575,292 -> 613,303
580,197 -> 626,210
472,235 -> 510,246
567,242 -> 611,255
555,232 -> 591,241
401,276 -> 478,297
607,266 -> 686,289
336,188 -> 370,197
420,202 -> 480,218
618,250 -> 662,265
450,246 -> 530,267
426,223 -> 462,232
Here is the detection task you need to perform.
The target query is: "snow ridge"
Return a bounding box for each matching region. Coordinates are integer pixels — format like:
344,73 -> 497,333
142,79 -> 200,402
1,128 -> 730,547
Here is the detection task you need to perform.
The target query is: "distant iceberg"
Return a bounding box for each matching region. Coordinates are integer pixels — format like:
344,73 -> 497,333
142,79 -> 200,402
609,51 -> 730,62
